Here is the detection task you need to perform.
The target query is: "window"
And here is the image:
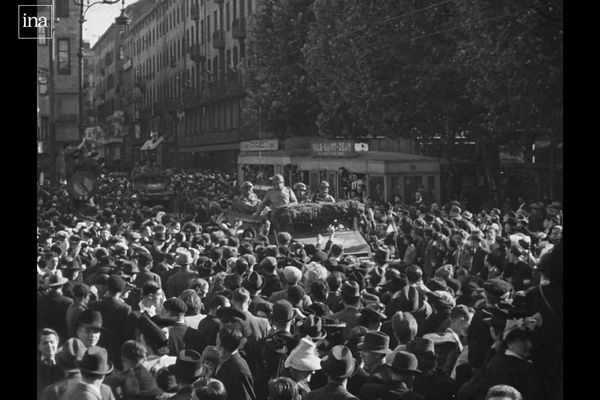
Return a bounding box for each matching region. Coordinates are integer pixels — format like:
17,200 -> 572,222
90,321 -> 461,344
233,0 -> 237,20
107,74 -> 114,90
226,2 -> 231,31
240,0 -> 244,17
38,26 -> 48,46
214,11 -> 218,31
233,46 -> 238,66
248,0 -> 252,16
57,39 -> 70,75
226,49 -> 231,70
207,17 -> 211,41
200,21 -> 204,43
56,0 -> 70,18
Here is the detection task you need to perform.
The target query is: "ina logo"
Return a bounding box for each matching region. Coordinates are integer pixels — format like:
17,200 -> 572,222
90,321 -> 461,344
19,4 -> 53,39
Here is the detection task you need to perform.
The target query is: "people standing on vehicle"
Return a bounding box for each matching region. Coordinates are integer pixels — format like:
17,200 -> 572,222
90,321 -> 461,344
233,181 -> 261,214
253,174 -> 298,216
313,181 -> 336,203
293,182 -> 311,203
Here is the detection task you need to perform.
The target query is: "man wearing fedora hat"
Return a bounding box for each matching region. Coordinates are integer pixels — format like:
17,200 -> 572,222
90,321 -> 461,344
41,338 -> 117,400
38,275 -> 73,342
60,346 -> 116,400
168,349 -> 204,399
244,271 -> 272,315
254,300 -> 297,400
331,281 -> 363,340
165,249 -> 199,298
303,345 -> 358,400
66,282 -> 91,339
281,337 -> 322,397
407,338 -> 457,400
347,331 -> 392,397
360,351 -> 424,400
89,275 -> 133,370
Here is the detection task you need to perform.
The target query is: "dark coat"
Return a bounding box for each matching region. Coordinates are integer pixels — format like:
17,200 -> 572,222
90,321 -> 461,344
40,372 -> 115,400
37,359 -> 64,398
249,294 -> 272,315
215,352 -> 256,400
303,381 -> 358,400
413,369 -> 458,400
37,290 -> 73,342
89,297 -> 133,369
262,274 -> 283,299
196,315 -> 221,347
486,354 -> 533,399
467,306 -> 495,369
331,306 -> 361,340
360,382 -> 426,400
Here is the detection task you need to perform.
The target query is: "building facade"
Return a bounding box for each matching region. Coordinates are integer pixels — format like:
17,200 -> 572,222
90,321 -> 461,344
37,0 -> 86,179
92,0 -> 258,171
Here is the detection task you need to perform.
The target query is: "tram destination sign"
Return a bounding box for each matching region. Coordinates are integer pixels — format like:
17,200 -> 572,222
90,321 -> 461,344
310,140 -> 357,157
240,140 -> 279,152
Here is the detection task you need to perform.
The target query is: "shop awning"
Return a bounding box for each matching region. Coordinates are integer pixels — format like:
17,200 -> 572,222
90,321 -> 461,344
140,136 -> 164,151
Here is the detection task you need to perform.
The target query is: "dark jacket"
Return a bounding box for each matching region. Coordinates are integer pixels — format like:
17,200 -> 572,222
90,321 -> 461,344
40,372 -> 115,400
196,315 -> 221,347
89,297 -> 133,369
486,354 -> 533,399
37,359 -> 64,398
361,382 -> 426,400
303,381 -> 358,400
37,290 -> 73,341
215,352 -> 256,400
262,274 -> 283,299
413,369 -> 458,400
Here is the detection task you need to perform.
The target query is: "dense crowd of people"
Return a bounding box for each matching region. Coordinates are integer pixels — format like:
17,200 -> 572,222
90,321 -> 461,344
37,167 -> 563,400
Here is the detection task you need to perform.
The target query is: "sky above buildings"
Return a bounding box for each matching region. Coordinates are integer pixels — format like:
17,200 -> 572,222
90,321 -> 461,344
83,0 -> 137,46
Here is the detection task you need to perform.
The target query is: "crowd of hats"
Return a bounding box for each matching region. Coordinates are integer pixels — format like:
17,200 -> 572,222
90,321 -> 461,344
37,170 -> 562,400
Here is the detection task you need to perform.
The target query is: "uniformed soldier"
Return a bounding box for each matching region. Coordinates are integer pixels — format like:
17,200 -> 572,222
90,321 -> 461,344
254,174 -> 298,216
313,181 -> 336,203
233,181 -> 261,214
293,182 -> 310,203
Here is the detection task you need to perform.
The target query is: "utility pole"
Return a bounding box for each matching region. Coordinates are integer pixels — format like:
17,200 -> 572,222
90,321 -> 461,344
48,29 -> 57,185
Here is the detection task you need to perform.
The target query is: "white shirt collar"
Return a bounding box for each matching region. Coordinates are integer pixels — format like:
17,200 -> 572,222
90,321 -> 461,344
139,301 -> 157,317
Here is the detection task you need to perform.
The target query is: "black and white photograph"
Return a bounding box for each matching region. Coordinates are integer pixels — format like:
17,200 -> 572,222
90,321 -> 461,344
35,1 -> 563,399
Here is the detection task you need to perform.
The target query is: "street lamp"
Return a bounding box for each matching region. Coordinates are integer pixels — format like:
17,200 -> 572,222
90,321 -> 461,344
75,0 -> 131,143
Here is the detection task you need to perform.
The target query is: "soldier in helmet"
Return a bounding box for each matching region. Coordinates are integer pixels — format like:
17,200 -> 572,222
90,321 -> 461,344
253,174 -> 298,216
233,181 -> 261,214
313,181 -> 336,203
293,182 -> 310,203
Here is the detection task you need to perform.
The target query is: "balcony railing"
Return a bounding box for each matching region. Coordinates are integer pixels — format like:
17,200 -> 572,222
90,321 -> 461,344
232,18 -> 246,39
212,29 -> 226,50
188,45 -> 207,64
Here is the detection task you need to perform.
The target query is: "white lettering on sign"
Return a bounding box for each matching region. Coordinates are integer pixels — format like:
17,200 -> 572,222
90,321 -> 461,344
240,140 -> 278,151
311,141 -> 355,156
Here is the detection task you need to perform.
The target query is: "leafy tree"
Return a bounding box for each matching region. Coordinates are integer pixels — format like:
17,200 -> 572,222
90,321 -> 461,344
241,0 -> 321,139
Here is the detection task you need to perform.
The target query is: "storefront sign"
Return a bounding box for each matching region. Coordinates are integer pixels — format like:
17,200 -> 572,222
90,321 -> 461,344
311,140 -> 356,157
240,140 -> 279,152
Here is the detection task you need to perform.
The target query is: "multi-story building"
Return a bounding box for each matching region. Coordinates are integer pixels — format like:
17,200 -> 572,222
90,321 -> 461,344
92,0 -> 258,170
37,0 -> 83,177
92,0 -> 156,165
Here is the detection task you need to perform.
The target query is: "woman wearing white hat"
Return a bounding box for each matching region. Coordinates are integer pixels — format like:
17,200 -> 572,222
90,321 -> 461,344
281,337 -> 323,397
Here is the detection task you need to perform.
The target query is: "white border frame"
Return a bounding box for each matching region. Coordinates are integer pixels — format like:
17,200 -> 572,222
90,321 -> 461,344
19,4 -> 53,39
